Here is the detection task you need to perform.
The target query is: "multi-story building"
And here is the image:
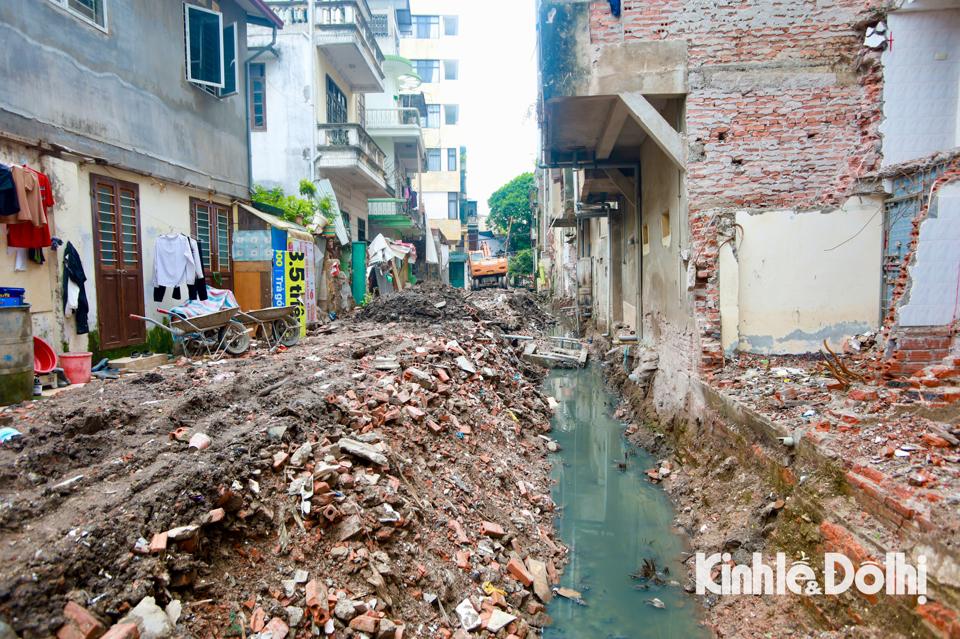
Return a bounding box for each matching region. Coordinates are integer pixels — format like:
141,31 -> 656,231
399,0 -> 467,249
0,0 -> 282,352
250,0 -> 424,244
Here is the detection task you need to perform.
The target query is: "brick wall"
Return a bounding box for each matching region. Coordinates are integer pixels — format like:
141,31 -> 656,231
588,0 -> 885,373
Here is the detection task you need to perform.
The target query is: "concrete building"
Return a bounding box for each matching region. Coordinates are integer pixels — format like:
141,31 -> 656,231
0,0 -> 282,353
537,0 -> 960,407
399,0 -> 467,247
252,0 -> 421,243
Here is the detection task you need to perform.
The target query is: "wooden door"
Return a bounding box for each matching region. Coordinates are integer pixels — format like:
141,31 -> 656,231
190,199 -> 233,292
91,174 -> 146,349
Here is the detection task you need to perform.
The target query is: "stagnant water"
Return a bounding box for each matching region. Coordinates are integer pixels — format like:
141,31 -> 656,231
542,366 -> 707,639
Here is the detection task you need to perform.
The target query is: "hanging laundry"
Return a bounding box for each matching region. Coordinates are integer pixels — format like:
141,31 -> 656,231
62,241 -> 89,335
8,165 -> 54,250
0,164 -> 20,217
152,234 -> 208,302
9,166 -> 46,227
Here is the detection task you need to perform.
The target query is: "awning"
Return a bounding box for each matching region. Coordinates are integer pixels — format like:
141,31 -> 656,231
238,203 -> 314,243
367,233 -> 414,266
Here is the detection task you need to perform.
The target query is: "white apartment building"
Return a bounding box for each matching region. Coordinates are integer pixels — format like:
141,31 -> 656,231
399,0 -> 466,246
249,0 -> 423,242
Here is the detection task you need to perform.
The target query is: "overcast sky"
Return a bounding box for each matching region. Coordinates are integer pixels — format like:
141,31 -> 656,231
458,0 -> 539,217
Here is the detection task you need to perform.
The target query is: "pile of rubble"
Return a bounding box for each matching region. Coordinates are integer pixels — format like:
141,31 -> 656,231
356,283 -> 484,324
713,350 -> 960,531
0,290 -> 565,638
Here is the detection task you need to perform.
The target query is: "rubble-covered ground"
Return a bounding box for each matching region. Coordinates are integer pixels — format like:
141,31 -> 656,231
0,287 -> 564,639
712,348 -> 960,536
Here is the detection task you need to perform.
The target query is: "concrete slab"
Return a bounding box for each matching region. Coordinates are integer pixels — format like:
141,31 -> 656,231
111,354 -> 168,372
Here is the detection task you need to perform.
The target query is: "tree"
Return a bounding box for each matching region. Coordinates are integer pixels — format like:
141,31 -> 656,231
487,172 -> 535,252
508,248 -> 534,278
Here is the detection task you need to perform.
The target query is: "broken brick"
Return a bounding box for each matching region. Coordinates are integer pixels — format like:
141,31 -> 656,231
506,557 -> 533,587
58,602 -> 105,639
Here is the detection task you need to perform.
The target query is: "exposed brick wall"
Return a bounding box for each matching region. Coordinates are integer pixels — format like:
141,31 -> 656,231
587,0 -> 886,373
879,158 -> 960,378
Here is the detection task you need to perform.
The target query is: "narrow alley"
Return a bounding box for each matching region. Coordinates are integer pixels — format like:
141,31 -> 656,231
1,1 -> 960,638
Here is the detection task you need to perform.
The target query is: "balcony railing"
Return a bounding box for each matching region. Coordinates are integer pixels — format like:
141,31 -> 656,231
364,108 -> 422,129
315,0 -> 385,68
369,198 -> 410,216
317,122 -> 387,176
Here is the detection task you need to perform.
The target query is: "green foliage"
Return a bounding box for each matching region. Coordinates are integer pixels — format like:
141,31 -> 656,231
252,183 -> 335,226
146,324 -> 174,355
487,172 -> 535,252
508,248 -> 534,277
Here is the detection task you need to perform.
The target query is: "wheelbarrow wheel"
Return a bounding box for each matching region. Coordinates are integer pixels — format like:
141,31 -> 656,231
182,334 -> 208,359
272,317 -> 301,347
224,321 -> 251,355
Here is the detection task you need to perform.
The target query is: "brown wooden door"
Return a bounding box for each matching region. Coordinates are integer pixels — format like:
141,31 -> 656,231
91,174 -> 146,350
191,199 -> 233,292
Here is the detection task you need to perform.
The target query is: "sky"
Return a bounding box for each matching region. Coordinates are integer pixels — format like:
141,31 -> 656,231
457,0 -> 539,217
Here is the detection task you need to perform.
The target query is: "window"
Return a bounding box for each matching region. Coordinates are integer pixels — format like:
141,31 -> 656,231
357,217 -> 367,242
443,15 -> 458,36
448,192 -> 459,220
660,211 -> 671,247
412,59 -> 440,83
326,75 -> 348,124
444,59 -> 459,80
184,4 -> 224,88
447,148 -> 457,171
50,0 -> 106,29
444,105 -> 459,125
370,13 -> 388,37
191,199 -> 232,286
222,23 -> 238,95
426,104 -> 440,128
249,63 -> 266,130
427,149 -> 441,172
342,211 -> 351,239
412,15 -> 439,38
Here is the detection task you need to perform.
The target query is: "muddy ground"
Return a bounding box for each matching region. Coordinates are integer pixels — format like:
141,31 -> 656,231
0,287 -> 566,639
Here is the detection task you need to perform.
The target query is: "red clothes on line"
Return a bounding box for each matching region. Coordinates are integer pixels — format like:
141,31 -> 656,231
7,165 -> 54,249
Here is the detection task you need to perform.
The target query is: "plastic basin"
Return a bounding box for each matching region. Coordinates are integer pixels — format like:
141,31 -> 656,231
33,337 -> 57,374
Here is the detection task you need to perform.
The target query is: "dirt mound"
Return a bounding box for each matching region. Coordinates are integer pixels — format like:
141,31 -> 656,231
0,303 -> 563,638
471,288 -> 553,333
355,282 -> 487,324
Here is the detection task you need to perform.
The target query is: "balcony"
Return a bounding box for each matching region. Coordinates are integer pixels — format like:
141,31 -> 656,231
316,123 -> 389,195
364,108 -> 422,142
368,197 -> 423,236
315,0 -> 385,92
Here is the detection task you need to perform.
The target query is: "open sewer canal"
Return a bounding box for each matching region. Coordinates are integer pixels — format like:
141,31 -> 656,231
542,365 -> 707,639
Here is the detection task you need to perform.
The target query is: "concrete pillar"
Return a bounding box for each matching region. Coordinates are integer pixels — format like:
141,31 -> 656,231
609,208 -> 624,324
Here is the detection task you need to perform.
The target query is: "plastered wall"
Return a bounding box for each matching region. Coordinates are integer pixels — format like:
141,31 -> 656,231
725,196 -> 884,354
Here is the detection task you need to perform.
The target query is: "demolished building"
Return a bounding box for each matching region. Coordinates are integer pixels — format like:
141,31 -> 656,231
535,1 -> 960,636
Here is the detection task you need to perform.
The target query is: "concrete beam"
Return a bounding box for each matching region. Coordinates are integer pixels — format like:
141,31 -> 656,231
618,92 -> 685,171
596,100 -> 629,161
602,169 -> 637,209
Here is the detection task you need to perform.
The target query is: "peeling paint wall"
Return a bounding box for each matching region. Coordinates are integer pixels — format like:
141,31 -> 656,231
0,0 -> 254,199
730,196 -> 884,354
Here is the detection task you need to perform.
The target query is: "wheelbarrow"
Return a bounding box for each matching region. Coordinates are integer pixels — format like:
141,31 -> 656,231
236,305 -> 301,351
129,307 -> 251,361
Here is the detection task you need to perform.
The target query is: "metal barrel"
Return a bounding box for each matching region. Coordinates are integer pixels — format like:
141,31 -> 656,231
0,305 -> 34,405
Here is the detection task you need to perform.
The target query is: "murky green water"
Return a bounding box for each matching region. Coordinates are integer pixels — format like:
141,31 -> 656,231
543,366 -> 707,639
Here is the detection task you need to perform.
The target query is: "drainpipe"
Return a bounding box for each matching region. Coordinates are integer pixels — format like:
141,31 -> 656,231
244,25 -> 279,194
308,0 -> 317,186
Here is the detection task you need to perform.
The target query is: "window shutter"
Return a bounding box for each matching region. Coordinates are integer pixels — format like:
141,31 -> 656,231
220,23 -> 238,96
185,4 -> 224,88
